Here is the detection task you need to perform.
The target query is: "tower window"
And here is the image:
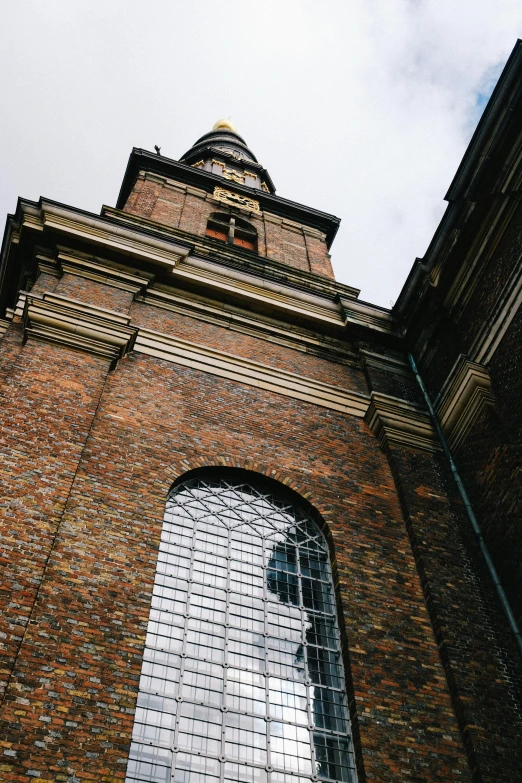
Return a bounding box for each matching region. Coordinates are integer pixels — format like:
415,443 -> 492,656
125,473 -> 357,783
205,212 -> 257,251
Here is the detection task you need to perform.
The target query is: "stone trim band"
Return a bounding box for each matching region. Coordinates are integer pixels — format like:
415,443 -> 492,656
16,290 -> 369,417
22,292 -> 138,369
134,328 -> 369,417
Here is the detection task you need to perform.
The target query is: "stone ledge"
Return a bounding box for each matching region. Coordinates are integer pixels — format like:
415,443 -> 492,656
102,204 -> 360,301
22,292 -> 138,369
338,295 -> 399,336
58,251 -> 155,294
140,288 -> 357,366
21,201 -> 189,272
435,355 -> 495,451
359,349 -> 412,378
16,290 -> 370,415
173,257 -> 345,327
134,328 -> 370,417
364,392 -> 441,452
473,258 -> 522,365
0,316 -> 12,338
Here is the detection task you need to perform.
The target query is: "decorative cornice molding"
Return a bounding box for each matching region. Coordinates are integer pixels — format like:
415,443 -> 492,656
173,256 -> 345,327
21,292 -> 138,369
19,200 -> 189,272
134,328 -> 369,417
435,355 -> 495,451
14,290 -> 368,415
0,316 -> 11,338
36,250 -> 356,364
359,349 -> 412,378
57,251 -> 155,294
364,392 -> 441,452
338,295 -> 399,337
2,199 -> 397,349
102,205 -> 357,302
140,288 -> 357,366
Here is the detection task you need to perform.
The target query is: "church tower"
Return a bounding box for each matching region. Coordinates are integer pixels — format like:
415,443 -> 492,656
1,65 -> 522,783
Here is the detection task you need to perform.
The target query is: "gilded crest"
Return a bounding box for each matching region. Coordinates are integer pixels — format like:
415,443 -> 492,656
212,186 -> 260,213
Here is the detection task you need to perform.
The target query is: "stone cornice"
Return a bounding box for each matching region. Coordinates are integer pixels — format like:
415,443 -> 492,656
364,392 -> 441,452
32,247 -> 357,365
57,251 -> 155,295
359,349 -> 412,378
35,252 -> 62,277
140,288 -> 357,366
12,290 -> 369,416
338,295 -> 399,337
1,199 -> 401,343
21,292 -> 138,369
0,316 -> 11,338
173,255 -> 345,328
435,355 -> 495,451
162,257 -> 397,338
134,328 -> 369,417
14,199 -> 189,271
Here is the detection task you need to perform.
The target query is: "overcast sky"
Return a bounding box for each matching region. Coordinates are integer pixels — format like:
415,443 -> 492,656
1,1 -> 521,307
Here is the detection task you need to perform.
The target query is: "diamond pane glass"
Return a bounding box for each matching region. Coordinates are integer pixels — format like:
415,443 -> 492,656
126,477 -> 356,783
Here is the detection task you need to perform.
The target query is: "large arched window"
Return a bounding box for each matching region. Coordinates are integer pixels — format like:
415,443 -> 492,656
125,473 -> 356,783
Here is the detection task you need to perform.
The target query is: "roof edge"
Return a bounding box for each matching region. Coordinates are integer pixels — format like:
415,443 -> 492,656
394,39 -> 522,321
445,39 -> 522,202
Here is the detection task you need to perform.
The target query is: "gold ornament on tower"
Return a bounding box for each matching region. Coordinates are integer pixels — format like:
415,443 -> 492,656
212,118 -> 237,133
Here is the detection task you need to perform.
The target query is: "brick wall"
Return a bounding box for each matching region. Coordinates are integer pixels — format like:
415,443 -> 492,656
0,334 -> 111,707
409,195 -> 522,652
30,273 -> 60,297
54,275 -> 135,314
1,133 -> 519,781
0,331 -> 470,782
129,301 -> 366,392
457,201 -> 522,354
362,349 -> 522,783
417,200 -> 522,401
449,309 -> 522,629
383,442 -> 522,783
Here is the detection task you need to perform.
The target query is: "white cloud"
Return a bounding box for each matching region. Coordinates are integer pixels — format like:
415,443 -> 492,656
0,0 -> 521,306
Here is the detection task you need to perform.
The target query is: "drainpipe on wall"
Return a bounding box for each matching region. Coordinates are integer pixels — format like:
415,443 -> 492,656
408,352 -> 522,661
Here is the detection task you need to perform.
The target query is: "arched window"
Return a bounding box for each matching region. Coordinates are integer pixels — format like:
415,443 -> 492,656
205,212 -> 257,251
126,473 -> 356,783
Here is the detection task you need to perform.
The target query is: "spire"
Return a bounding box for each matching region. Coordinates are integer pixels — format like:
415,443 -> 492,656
180,120 -> 275,194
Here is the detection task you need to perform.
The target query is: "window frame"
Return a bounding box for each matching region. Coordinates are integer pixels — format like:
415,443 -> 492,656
125,471 -> 357,783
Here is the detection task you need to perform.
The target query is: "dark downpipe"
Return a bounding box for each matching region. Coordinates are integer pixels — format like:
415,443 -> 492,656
408,352 -> 522,661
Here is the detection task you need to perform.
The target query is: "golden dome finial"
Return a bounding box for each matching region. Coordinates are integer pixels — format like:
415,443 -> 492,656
212,118 -> 237,133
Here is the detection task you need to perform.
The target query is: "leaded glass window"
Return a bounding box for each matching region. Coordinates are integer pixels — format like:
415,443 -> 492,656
126,475 -> 357,783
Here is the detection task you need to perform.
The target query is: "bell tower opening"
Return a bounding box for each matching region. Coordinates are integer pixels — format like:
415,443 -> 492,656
205,212 -> 258,251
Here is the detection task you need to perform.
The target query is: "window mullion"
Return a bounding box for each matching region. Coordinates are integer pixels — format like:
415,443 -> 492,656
227,216 -> 235,245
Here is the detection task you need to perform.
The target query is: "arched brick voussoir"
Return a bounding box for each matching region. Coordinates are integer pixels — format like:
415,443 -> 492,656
155,454 -> 338,532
